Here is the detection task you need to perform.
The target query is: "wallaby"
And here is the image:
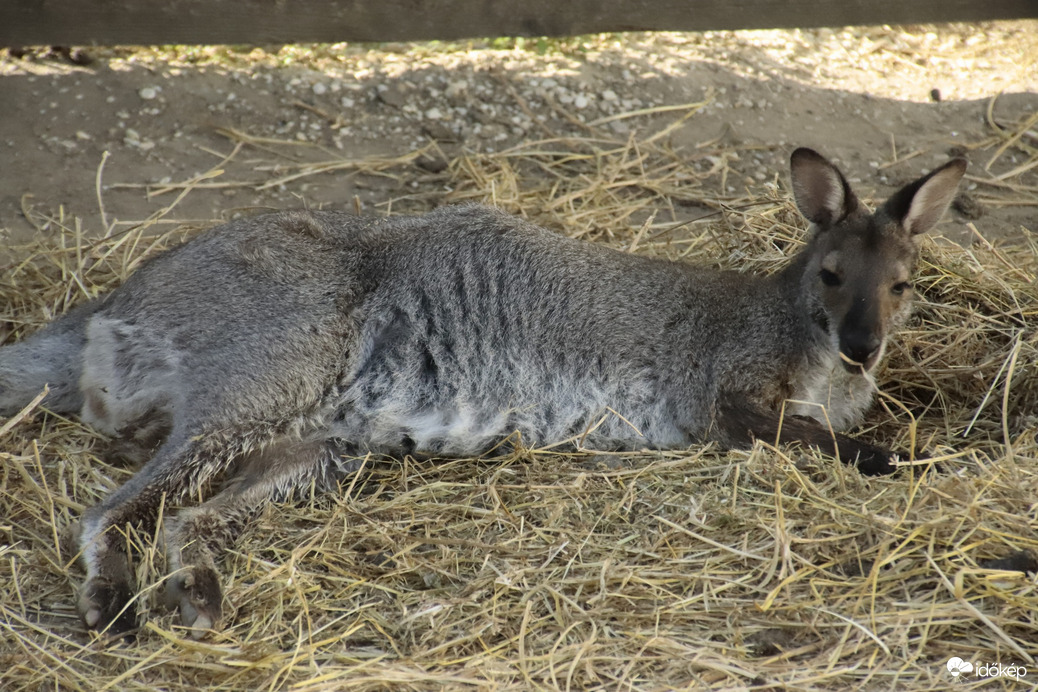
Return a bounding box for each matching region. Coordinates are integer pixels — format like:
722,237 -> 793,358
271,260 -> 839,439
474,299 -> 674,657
0,148 -> 965,638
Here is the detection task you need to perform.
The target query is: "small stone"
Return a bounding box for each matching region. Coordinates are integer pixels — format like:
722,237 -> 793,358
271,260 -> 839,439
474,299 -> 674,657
421,120 -> 457,142
425,107 -> 443,120
379,84 -> 410,108
139,86 -> 159,100
416,155 -> 448,173
952,192 -> 985,220
312,82 -> 327,95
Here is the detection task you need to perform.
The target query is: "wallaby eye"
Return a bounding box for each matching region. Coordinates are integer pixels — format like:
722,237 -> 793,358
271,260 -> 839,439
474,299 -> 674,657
819,269 -> 842,287
892,281 -> 913,296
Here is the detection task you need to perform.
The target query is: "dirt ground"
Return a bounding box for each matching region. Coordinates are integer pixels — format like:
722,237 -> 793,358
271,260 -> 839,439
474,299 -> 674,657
1,22 -> 1036,247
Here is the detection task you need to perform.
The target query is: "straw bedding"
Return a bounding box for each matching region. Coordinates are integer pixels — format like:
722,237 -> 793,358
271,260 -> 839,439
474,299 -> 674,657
1,104 -> 1036,691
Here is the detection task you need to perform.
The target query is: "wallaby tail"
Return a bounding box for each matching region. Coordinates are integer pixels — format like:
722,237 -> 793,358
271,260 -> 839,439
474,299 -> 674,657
0,300 -> 99,417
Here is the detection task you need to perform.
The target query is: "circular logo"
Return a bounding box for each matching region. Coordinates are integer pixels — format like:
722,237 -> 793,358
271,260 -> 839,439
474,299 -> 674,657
947,657 -> 974,677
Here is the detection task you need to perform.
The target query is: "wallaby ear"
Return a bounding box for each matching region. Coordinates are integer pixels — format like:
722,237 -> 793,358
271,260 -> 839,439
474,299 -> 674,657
790,148 -> 859,227
882,158 -> 967,236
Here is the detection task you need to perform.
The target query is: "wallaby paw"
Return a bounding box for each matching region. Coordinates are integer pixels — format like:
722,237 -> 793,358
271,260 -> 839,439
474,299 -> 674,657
164,566 -> 223,639
78,577 -> 137,637
853,445 -> 897,476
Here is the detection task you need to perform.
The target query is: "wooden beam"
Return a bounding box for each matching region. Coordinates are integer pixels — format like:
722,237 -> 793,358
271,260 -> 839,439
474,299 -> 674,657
1,1 -> 1034,48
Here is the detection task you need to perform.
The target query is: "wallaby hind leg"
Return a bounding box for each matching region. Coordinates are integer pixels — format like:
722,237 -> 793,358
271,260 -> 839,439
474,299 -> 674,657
715,395 -> 895,476
162,439 -> 360,638
73,298 -> 351,636
77,427 -> 273,637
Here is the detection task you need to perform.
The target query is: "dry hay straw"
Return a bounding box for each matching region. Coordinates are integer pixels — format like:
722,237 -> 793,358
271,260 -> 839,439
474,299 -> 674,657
2,105 -> 1038,692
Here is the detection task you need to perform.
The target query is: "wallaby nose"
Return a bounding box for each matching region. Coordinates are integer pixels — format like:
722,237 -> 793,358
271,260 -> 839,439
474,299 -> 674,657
839,333 -> 881,371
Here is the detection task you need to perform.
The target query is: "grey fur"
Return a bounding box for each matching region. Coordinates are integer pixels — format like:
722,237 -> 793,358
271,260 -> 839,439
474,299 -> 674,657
0,149 -> 965,637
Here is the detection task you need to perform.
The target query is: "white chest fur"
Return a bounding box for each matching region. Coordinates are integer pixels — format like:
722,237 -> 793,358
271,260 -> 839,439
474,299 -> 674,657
787,351 -> 878,432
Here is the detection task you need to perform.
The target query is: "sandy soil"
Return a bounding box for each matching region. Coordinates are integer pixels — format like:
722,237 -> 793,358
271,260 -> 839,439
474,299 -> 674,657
1,22 -> 1036,248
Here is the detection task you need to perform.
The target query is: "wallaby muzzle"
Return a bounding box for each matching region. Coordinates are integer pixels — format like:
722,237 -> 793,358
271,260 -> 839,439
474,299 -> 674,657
838,316 -> 883,372
837,292 -> 885,371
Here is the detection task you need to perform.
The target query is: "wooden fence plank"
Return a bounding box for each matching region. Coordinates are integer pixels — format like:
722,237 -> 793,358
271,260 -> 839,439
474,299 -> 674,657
1,1 -> 1035,48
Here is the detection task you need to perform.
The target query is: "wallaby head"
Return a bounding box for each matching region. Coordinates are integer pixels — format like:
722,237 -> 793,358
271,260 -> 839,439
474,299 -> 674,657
790,148 -> 966,373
